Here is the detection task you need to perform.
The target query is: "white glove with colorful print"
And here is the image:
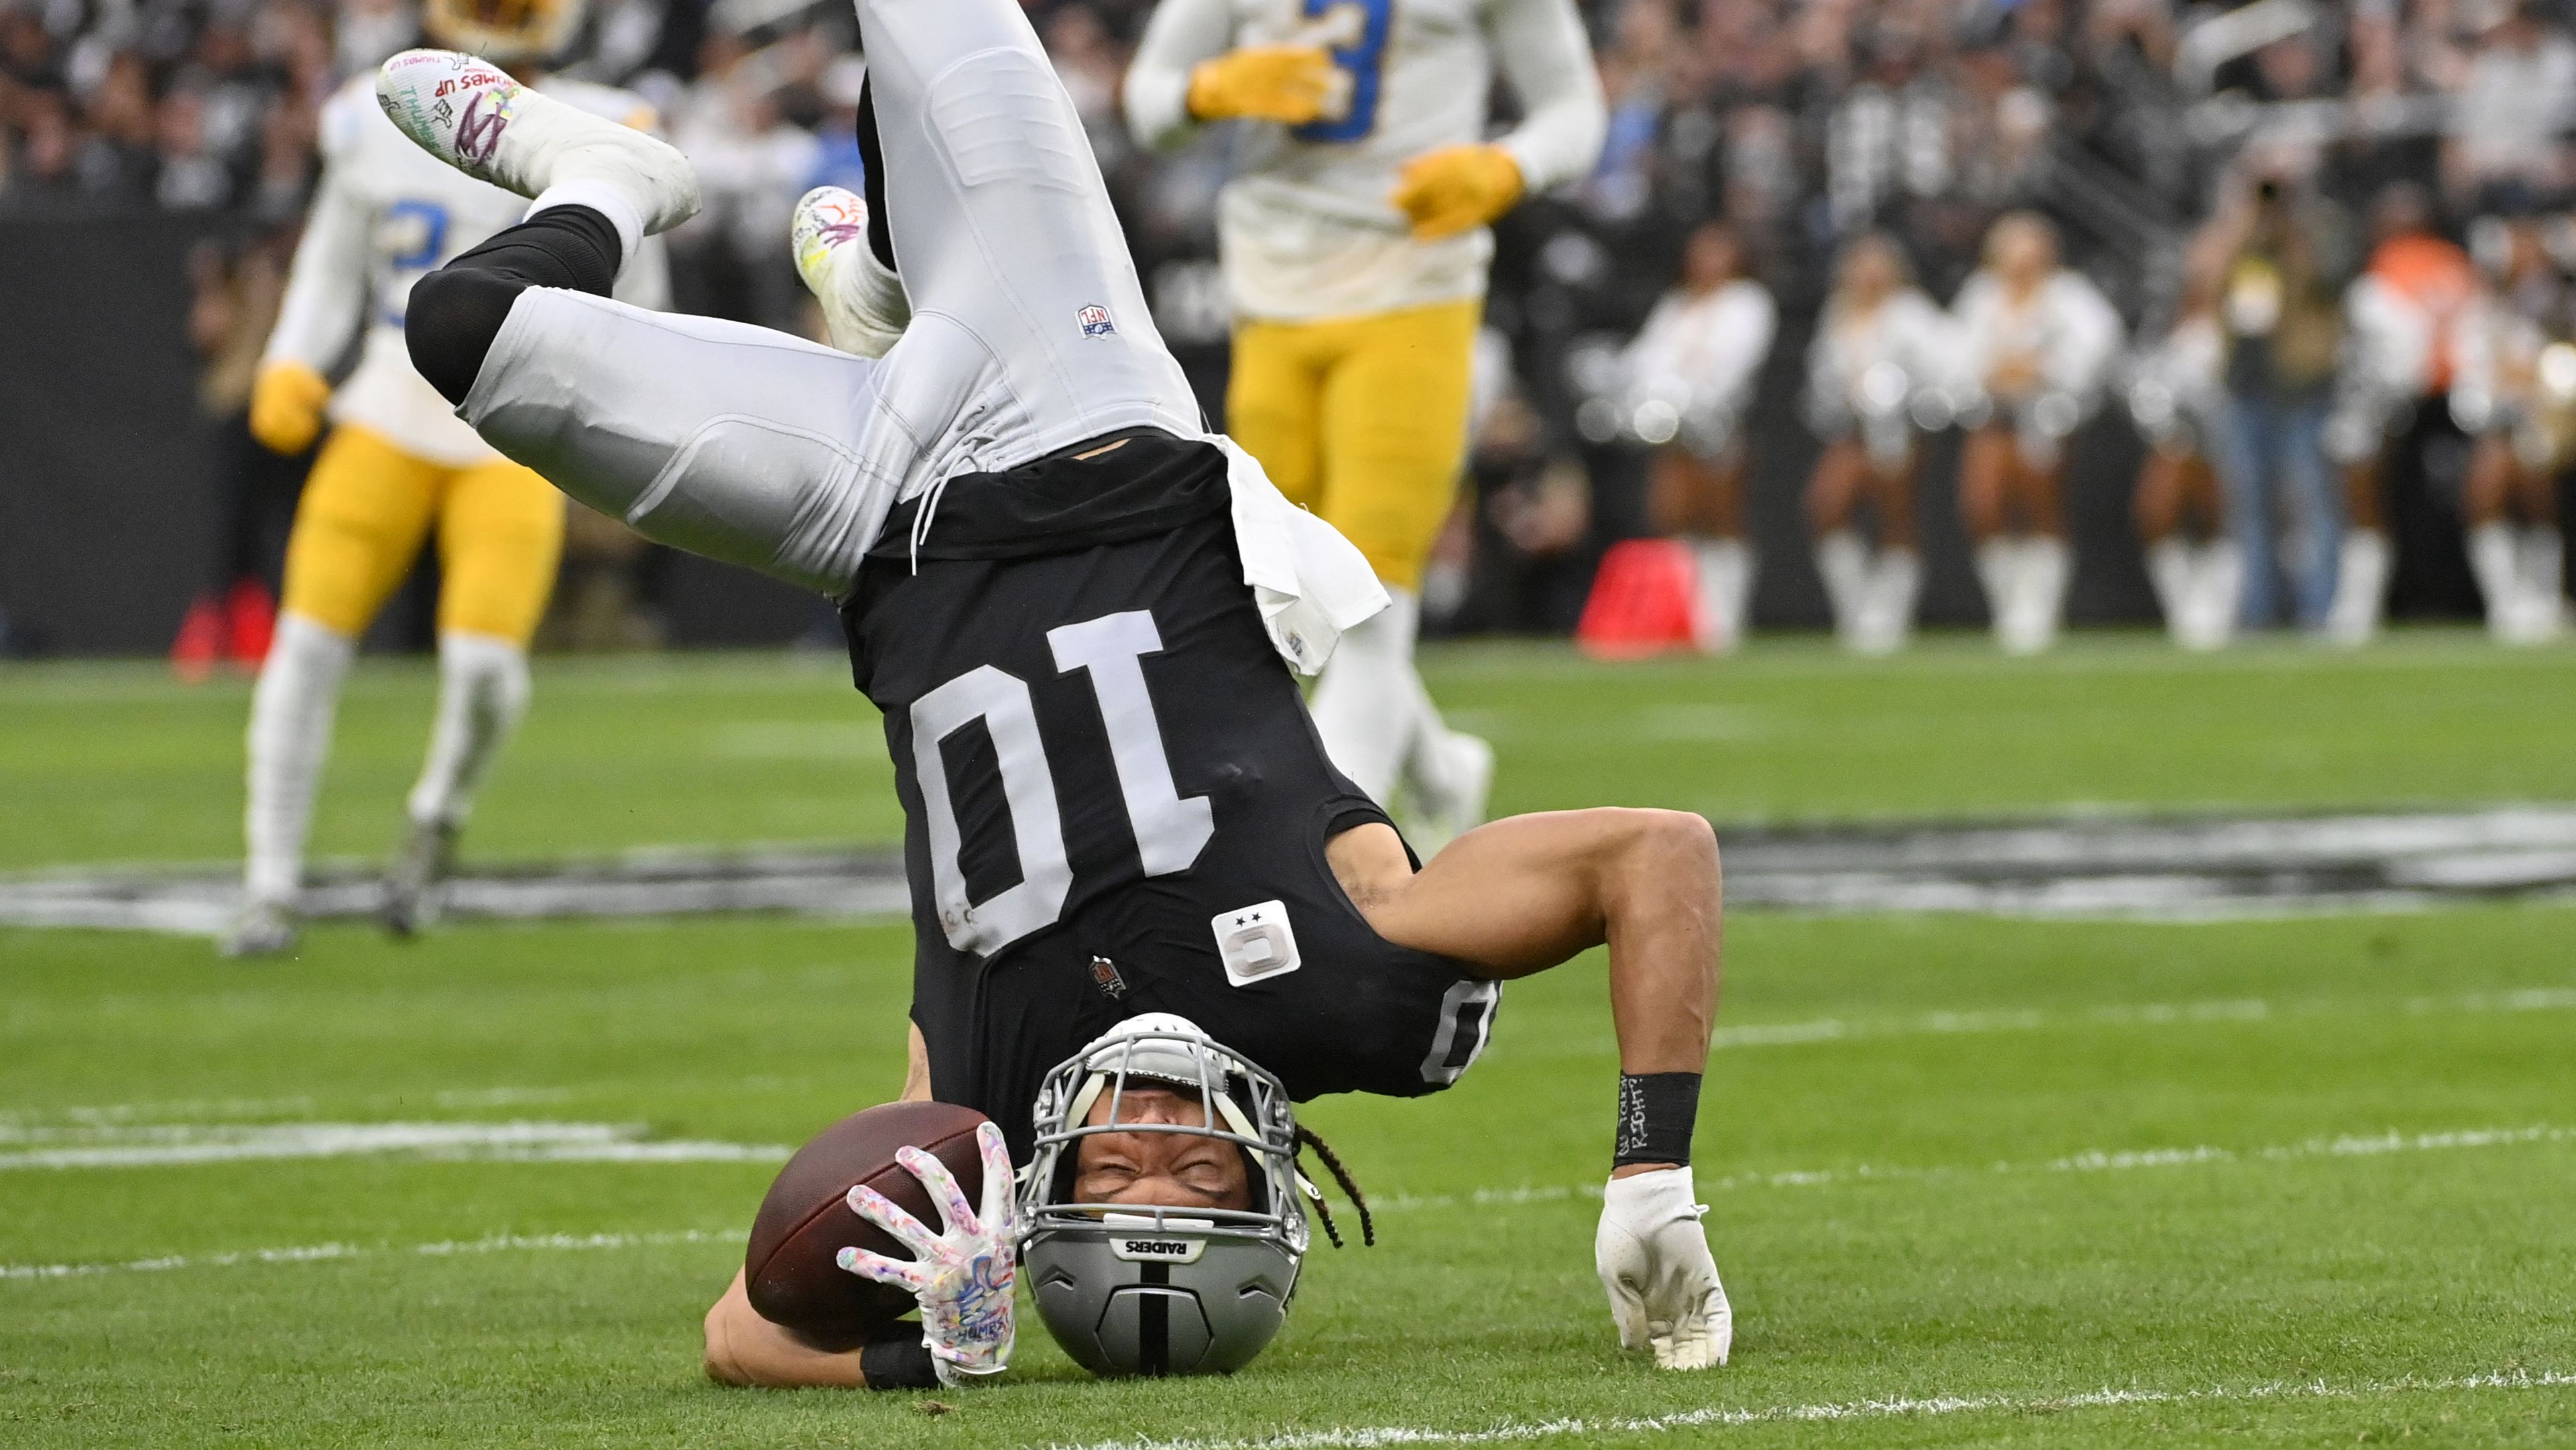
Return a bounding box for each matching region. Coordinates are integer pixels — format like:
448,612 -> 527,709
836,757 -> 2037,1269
837,1122 -> 1019,1386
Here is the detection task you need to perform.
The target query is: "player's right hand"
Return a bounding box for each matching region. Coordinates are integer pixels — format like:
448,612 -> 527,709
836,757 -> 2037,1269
249,361 -> 331,456
1595,1166 -> 1733,1370
837,1121 -> 1020,1388
1186,45 -> 1345,125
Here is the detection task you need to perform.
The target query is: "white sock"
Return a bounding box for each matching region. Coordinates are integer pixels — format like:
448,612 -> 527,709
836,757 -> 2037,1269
2519,526 -> 2567,636
406,631 -> 533,829
1815,531 -> 1869,644
2325,529 -> 2391,644
528,179 -> 643,268
244,614 -> 356,906
2020,536 -> 2069,653
2190,540 -> 2244,651
1857,548 -> 1920,655
2469,522 -> 2522,636
1975,538 -> 2021,645
1689,537 -> 1754,653
2146,538 -> 2194,637
1308,587 -> 1425,804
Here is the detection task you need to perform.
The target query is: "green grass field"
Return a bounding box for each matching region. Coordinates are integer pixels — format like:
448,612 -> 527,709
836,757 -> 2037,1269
3,634 -> 2573,1447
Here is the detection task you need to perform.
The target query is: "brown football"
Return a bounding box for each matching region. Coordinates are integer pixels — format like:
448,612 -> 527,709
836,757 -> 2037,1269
743,1099 -> 993,1340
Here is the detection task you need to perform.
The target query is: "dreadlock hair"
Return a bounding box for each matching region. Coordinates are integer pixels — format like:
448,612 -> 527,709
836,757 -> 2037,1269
1294,1124 -> 1374,1249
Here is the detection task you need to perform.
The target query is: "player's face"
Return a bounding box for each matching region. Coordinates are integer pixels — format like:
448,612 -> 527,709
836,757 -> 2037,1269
1071,1086 -> 1253,1211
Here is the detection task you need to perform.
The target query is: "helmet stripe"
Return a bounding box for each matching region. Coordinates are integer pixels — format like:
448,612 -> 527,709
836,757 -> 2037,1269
1139,1262 -> 1171,1376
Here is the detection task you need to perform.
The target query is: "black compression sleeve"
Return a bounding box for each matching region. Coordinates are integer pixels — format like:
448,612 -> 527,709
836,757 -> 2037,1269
405,203 -> 623,405
858,1321 -> 938,1390
1613,1072 -> 1702,1168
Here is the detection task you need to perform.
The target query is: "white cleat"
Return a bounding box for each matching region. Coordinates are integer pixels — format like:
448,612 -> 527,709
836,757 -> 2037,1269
791,186 -> 910,359
375,49 -> 698,235
1596,1166 -> 1734,1370
381,817 -> 460,941
221,899 -> 300,960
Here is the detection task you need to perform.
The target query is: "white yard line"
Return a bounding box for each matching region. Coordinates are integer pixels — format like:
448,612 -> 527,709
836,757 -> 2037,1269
0,1085 -> 576,1130
0,983 -> 2554,1144
4,1122 -> 2565,1280
6,987 -> 2560,1136
1374,1123 -> 2576,1213
0,1120 -> 789,1170
0,1229 -> 735,1282
1508,985 -> 2576,1059
1049,1370 -> 2576,1450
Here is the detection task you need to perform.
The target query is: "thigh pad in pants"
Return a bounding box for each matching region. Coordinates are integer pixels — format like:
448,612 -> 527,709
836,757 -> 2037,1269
464,288 -> 897,597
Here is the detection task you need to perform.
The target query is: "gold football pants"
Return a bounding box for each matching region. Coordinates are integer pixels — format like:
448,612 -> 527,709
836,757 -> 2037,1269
279,423 -> 564,644
1226,298 -> 1479,591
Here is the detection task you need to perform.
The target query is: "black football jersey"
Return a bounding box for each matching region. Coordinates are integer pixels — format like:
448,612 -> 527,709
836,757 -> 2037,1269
839,432 -> 1498,1156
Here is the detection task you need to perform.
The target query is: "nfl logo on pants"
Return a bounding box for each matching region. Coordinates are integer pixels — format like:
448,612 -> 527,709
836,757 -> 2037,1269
1077,304 -> 1116,339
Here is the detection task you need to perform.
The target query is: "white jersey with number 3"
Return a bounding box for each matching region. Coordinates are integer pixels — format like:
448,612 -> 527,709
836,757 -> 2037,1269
263,74 -> 670,466
1126,0 -> 1605,322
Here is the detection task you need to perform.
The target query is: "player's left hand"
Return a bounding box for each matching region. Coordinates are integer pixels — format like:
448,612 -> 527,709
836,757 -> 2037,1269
249,361 -> 332,456
1390,143 -> 1525,241
1595,1166 -> 1733,1370
837,1121 -> 1020,1387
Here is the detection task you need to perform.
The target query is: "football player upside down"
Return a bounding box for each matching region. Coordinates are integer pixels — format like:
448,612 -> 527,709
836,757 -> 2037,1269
372,0 -> 1726,1383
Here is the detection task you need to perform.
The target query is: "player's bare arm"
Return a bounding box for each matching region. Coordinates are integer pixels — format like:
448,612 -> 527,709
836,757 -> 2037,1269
702,1022 -> 939,1388
1326,812 -> 1721,1085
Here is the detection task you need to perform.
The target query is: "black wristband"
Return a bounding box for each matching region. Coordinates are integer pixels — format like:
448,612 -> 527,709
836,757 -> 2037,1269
859,1321 -> 938,1391
1613,1072 -> 1701,1168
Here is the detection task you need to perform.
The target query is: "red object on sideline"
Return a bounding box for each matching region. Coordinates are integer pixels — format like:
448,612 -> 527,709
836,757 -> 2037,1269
170,596 -> 224,683
224,579 -> 277,668
1576,538 -> 1702,659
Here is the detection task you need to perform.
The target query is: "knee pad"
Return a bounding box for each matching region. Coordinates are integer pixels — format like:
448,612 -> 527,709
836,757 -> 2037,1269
408,206 -> 625,404
407,268 -> 528,406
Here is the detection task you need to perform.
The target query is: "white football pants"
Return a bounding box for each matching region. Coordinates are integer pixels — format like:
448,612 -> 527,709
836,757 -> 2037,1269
463,0 -> 1203,599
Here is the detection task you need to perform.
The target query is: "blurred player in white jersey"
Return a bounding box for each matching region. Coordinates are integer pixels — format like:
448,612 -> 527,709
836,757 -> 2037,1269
1123,0 -> 1605,842
1619,221 -> 1776,652
1951,213 -> 2121,655
227,0 -> 668,957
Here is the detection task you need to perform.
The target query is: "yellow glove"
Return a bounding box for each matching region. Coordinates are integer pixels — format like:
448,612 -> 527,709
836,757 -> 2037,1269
1186,45 -> 1343,125
249,361 -> 331,455
1390,143 -> 1526,241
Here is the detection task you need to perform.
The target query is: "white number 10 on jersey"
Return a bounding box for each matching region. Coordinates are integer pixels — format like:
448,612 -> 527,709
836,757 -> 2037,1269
910,609 -> 1215,957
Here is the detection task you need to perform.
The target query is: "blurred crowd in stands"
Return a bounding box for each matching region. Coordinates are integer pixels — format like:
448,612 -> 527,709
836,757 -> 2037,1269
9,0 -> 2576,647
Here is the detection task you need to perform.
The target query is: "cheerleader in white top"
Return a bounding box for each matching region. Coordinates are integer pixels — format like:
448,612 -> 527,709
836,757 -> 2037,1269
1802,232 -> 1959,654
2321,186 -> 2474,645
2449,218 -> 2573,644
2126,269 -> 2241,652
1951,213 -> 2122,654
1618,222 -> 1778,652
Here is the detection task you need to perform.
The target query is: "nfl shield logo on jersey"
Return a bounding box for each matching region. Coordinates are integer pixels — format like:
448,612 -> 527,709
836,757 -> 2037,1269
1077,304 -> 1117,339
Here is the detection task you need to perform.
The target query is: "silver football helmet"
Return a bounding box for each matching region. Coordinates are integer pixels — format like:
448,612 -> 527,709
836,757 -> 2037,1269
1018,1013 -> 1315,1377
